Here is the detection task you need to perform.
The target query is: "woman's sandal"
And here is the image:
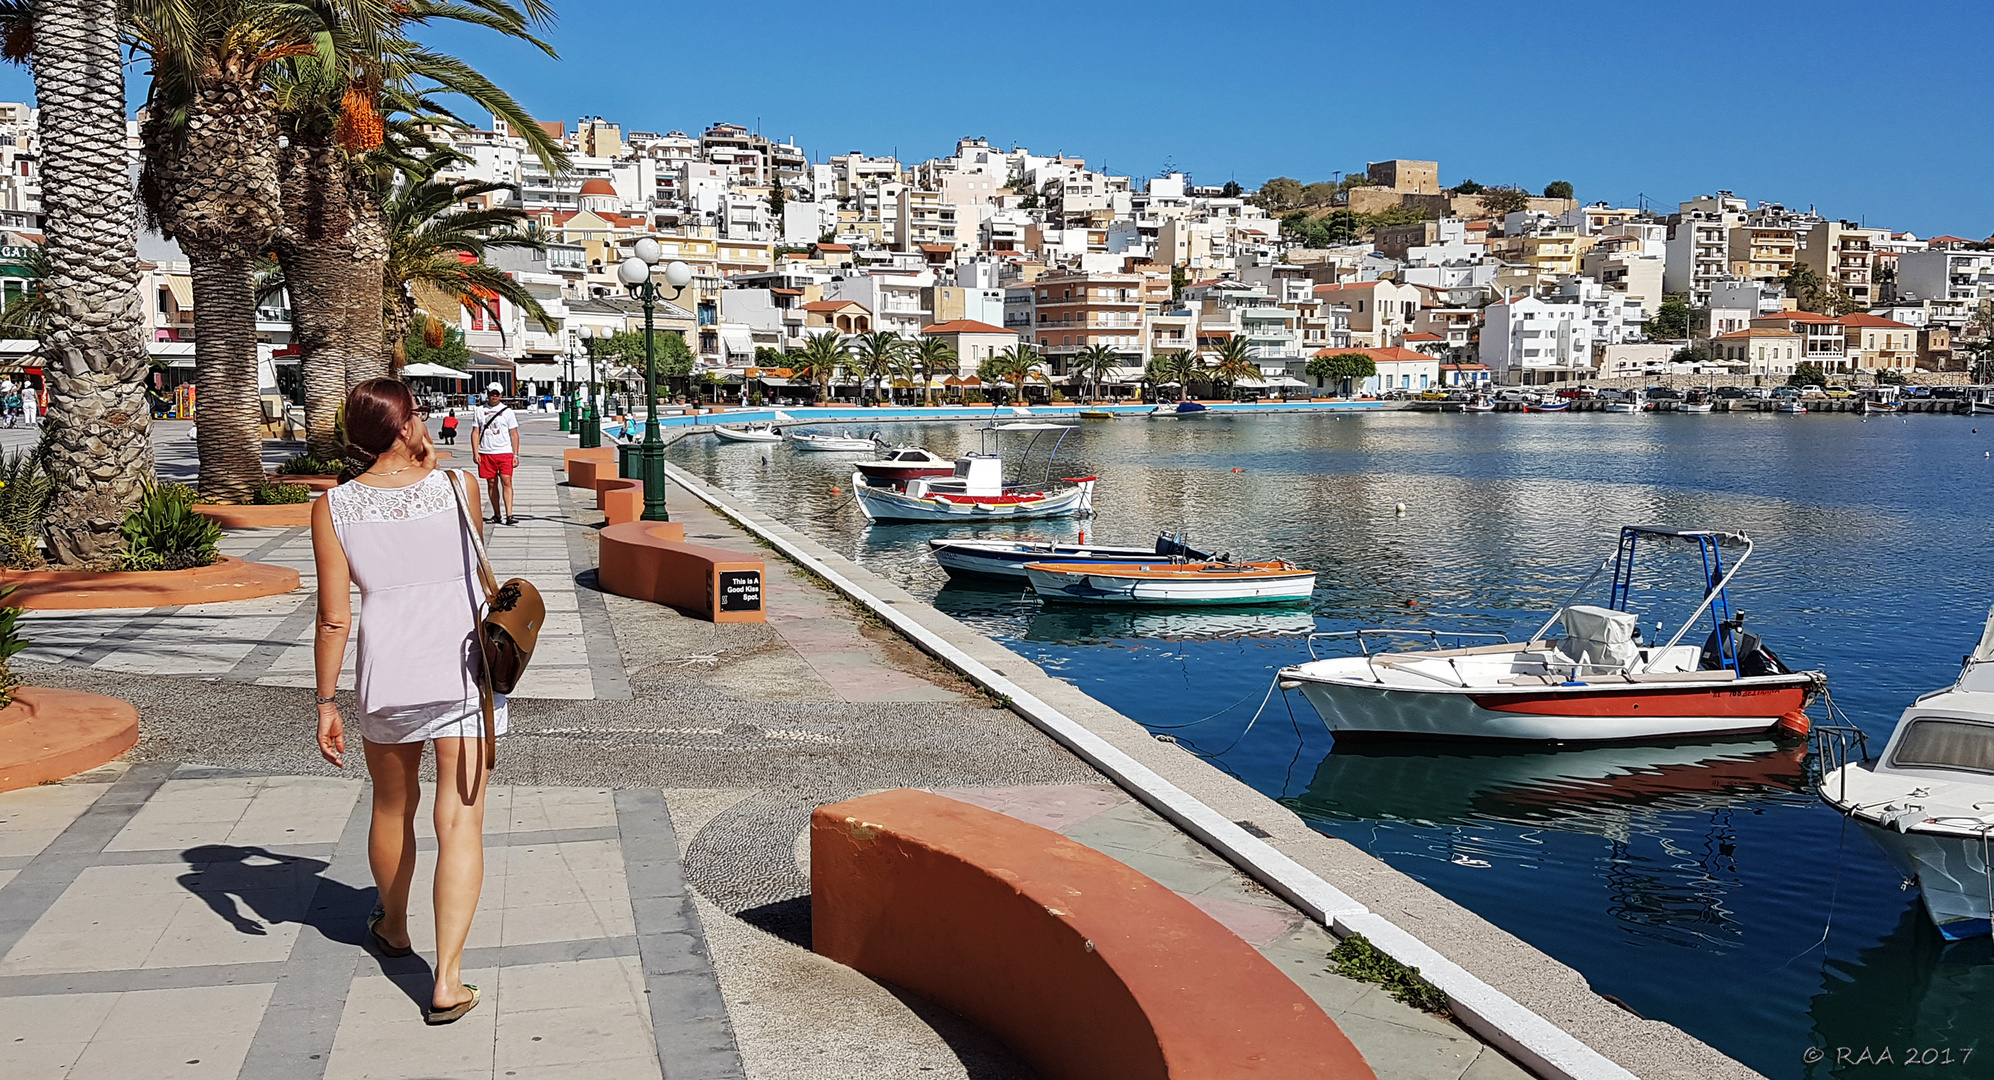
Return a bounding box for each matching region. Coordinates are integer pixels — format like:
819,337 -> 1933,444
425,983 -> 480,1025
366,907 -> 414,959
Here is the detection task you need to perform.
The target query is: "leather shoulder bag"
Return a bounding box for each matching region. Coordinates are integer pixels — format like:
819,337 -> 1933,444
447,469 -> 545,769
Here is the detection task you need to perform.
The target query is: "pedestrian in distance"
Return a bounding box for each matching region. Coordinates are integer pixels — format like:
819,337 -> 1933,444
472,383 -> 519,526
439,409 -> 459,445
311,377 -> 505,1026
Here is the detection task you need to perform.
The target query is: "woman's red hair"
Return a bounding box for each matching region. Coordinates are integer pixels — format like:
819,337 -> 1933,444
342,378 -> 429,479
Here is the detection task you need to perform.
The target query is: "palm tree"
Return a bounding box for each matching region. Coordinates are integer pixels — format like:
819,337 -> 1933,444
128,0 -> 386,502
1072,343 -> 1119,404
1148,350 -> 1193,402
12,0 -> 154,562
1210,336 -> 1260,400
907,336 -> 956,406
982,344 -> 1047,406
380,158 -> 554,367
845,331 -> 907,405
789,332 -> 845,403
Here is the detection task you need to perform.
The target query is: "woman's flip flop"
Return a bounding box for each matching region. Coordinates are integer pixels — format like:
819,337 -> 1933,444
425,983 -> 480,1025
366,907 -> 414,959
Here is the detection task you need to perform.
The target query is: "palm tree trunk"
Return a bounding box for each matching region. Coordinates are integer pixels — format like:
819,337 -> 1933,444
142,78 -> 283,502
31,0 -> 154,565
346,196 -> 390,386
378,287 -> 414,382
275,145 -> 356,458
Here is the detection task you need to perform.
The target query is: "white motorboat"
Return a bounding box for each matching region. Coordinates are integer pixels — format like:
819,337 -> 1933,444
855,446 -> 955,485
1818,607 -> 1994,939
1025,559 -> 1316,606
792,430 -> 880,452
1675,398 -> 1715,414
1603,400 -> 1641,414
930,534 -> 1215,580
1775,399 -> 1807,414
1277,526 -> 1823,743
714,423 -> 784,443
1463,395 -> 1495,413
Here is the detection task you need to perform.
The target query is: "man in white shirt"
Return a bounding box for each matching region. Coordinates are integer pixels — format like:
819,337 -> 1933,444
472,384 -> 520,525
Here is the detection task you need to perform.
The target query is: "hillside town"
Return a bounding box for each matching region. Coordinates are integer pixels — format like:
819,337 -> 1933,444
0,107 -> 1986,401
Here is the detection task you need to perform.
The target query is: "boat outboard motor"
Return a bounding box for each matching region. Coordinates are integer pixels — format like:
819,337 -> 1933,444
1700,612 -> 1793,676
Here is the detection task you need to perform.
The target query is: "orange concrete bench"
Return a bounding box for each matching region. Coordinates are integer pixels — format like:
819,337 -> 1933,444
0,687 -> 139,793
594,477 -> 643,525
563,446 -> 617,488
813,789 -> 1375,1080
597,521 -> 765,622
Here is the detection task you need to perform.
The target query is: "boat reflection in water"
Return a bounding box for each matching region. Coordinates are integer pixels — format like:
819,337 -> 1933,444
1288,738 -> 1809,833
1805,905 -> 1994,1074
1024,606 -> 1318,645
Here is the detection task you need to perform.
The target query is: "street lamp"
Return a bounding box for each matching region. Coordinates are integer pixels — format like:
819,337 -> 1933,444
576,325 -> 601,449
559,346 -> 576,432
618,240 -> 693,521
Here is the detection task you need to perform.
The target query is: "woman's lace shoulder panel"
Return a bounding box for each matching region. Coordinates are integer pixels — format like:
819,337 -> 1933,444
327,471 -> 458,527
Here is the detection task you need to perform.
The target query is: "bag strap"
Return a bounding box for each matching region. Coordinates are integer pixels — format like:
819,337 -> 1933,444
446,470 -> 500,771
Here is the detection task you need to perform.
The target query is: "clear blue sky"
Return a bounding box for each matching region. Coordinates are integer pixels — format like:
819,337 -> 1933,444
3,1 -> 1988,236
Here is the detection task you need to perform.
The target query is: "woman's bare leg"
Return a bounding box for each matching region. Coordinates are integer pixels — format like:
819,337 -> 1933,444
429,737 -> 489,1009
361,739 -> 424,950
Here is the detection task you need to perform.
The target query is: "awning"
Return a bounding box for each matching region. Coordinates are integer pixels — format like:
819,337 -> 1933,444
513,362 -> 563,382
401,362 -> 470,380
718,326 -> 756,358
163,275 -> 193,310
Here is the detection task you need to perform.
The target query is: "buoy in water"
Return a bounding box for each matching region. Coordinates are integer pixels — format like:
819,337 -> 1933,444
1776,710 -> 1812,737
1395,502 -> 1406,514
1405,599 -> 1419,607
831,486 -> 841,494
1232,467 -> 1244,473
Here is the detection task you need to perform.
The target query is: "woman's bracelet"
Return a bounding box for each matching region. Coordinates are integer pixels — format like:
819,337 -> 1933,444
314,693 -> 337,706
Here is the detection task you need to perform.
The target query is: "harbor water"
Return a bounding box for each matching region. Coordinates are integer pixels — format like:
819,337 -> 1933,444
671,408 -> 1994,1078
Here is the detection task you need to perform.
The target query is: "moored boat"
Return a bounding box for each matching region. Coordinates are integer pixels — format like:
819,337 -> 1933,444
1524,397 -> 1570,413
930,534 -> 1216,579
1603,400 -> 1640,414
1464,395 -> 1496,413
792,430 -> 880,451
714,423 -> 783,443
1818,607 -> 1994,939
1078,409 -> 1115,420
854,446 -> 954,484
1775,399 -> 1807,414
1025,559 -> 1316,605
1277,526 -> 1823,743
853,458 -> 1095,522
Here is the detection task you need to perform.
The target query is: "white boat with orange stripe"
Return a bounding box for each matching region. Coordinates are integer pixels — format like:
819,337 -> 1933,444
1277,527 -> 1825,743
1025,559 -> 1316,605
852,421 -> 1098,523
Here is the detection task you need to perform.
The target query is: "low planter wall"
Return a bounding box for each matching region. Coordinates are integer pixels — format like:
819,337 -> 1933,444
195,501 -> 314,529
267,473 -> 339,492
0,686 -> 140,792
0,555 -> 301,609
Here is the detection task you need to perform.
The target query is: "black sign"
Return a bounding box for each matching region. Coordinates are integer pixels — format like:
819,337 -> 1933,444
716,570 -> 762,612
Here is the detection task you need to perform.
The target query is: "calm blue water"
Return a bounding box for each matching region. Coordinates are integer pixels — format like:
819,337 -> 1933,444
672,410 -> 1994,1078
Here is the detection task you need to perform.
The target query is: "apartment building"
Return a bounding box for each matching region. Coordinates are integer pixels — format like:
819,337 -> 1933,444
1799,220 -> 1890,308
1750,310 -> 1846,370
824,272 -> 934,339
0,103 -> 39,232
1029,270 -> 1146,370
920,320 -> 1017,373
1837,313 -> 1920,373
1313,280 -> 1419,347
1710,328 -> 1802,380
1480,281 -> 1643,385
1896,250 -> 1994,309
1664,192 -> 1747,306
1580,237 -> 1665,314
896,189 -> 960,252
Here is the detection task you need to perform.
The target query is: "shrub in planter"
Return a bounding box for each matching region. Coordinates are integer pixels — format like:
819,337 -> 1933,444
0,586 -> 25,707
0,449 -> 56,569
254,482 -> 313,505
276,452 -> 344,476
119,482 -> 222,571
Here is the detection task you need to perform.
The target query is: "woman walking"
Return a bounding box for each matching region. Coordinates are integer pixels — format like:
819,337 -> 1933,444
311,378 -> 503,1024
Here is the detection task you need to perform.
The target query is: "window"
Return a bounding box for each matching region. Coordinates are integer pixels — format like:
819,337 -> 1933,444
1892,718 -> 1994,775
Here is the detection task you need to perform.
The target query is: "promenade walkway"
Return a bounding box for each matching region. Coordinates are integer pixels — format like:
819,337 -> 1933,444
1,412 -> 1533,1080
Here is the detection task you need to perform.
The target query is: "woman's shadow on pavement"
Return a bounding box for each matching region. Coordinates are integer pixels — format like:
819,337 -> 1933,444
178,843 -> 438,1009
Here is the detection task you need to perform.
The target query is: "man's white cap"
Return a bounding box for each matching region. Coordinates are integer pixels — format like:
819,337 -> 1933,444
485,382 -> 503,393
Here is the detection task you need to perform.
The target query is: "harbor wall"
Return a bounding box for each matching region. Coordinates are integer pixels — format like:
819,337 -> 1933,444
659,459 -> 1764,1080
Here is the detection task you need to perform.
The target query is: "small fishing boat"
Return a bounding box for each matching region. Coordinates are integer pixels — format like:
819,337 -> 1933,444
1818,607 -> 1994,939
1524,397 -> 1570,413
853,421 -> 1096,523
1025,559 -> 1316,605
1603,399 -> 1641,414
1078,410 -> 1115,420
854,446 -> 955,484
1463,395 -> 1496,413
1775,399 -> 1807,414
792,430 -> 880,452
714,423 -> 784,443
1277,526 -> 1823,743
1676,393 -> 1715,414
1150,401 -> 1208,417
930,534 -> 1216,580
1860,398 -> 1901,415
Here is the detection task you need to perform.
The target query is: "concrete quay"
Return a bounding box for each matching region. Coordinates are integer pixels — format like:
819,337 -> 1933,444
0,413 -> 1564,1080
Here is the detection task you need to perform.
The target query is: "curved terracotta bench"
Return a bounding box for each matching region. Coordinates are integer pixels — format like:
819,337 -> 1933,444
564,446 -> 617,488
813,789 -> 1375,1080
0,687 -> 140,792
597,521 -> 765,622
0,556 -> 301,610
594,477 -> 644,525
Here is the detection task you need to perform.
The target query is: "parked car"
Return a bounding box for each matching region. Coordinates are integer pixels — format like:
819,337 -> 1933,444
1741,386 -> 1771,400
1799,386 -> 1830,400
1902,385 -> 1933,398
1715,386 -> 1749,399
1823,386 -> 1854,399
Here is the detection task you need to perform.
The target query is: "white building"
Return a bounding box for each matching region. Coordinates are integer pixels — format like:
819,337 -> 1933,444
1481,280 -> 1646,385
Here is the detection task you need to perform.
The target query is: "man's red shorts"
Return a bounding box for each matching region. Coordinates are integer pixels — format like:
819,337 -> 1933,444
477,452 -> 516,479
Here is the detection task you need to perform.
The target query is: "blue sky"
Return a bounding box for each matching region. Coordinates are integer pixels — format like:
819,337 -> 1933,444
3,1 -> 1988,236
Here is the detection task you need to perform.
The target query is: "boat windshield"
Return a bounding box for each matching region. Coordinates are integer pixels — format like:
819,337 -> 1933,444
1891,718 -> 1994,775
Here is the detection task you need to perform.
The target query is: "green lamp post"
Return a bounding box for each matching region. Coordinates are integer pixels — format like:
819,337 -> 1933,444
557,350 -> 574,432
617,240 -> 693,522
577,325 -> 602,450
